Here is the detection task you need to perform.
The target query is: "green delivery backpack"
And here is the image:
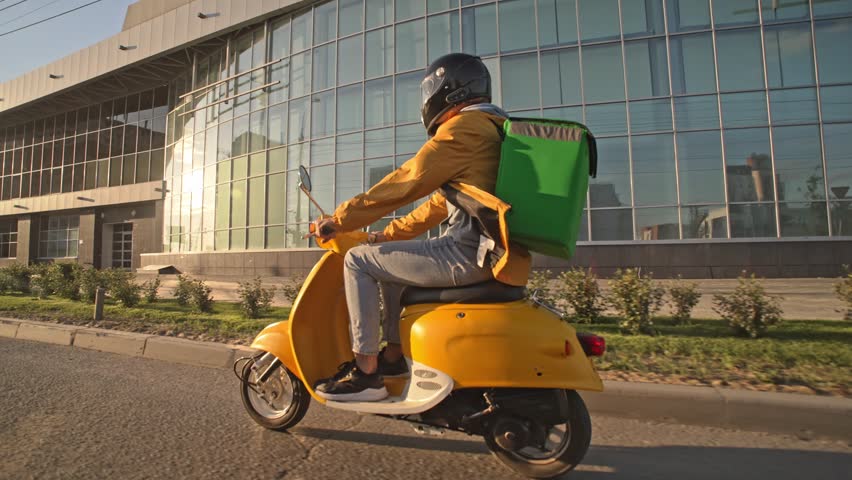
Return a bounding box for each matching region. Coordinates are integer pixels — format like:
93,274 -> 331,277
494,117 -> 597,259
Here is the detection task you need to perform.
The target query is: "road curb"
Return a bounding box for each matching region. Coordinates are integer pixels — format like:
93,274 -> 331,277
2,317 -> 849,442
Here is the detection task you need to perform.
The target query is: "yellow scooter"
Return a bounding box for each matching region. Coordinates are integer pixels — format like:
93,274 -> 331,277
235,167 -> 605,479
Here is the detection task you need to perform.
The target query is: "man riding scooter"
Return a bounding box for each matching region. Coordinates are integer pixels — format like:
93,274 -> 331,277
310,53 -> 531,402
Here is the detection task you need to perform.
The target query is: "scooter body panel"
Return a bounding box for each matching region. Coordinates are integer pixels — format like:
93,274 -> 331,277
249,321 -> 297,374
400,301 -> 604,392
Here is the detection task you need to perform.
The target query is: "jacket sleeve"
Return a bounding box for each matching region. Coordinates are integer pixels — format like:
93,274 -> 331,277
331,115 -> 473,232
383,191 -> 448,241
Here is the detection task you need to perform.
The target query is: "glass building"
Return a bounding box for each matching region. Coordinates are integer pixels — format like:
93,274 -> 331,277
0,0 -> 850,276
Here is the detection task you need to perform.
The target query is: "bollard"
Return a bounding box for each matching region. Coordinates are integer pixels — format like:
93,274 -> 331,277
94,287 -> 105,321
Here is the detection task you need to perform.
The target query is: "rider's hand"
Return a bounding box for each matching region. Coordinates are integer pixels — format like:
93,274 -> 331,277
367,232 -> 387,244
313,218 -> 339,242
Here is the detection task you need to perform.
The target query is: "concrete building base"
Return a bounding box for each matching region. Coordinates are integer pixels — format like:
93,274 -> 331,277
140,239 -> 852,279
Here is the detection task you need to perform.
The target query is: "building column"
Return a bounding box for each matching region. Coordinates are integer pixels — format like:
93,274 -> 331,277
15,215 -> 35,264
78,210 -> 98,267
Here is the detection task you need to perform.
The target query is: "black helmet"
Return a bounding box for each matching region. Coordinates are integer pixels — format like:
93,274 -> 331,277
420,53 -> 491,136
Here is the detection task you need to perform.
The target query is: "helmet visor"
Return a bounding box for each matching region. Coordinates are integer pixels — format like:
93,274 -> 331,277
421,71 -> 445,106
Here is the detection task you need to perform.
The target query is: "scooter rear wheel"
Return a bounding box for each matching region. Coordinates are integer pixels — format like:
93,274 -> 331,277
485,390 -> 592,479
240,358 -> 310,431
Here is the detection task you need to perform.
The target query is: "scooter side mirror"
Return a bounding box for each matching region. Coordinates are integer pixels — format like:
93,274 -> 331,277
298,165 -> 312,193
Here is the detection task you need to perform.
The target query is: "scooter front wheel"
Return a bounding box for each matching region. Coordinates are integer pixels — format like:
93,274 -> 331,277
484,390 -> 592,479
240,356 -> 310,431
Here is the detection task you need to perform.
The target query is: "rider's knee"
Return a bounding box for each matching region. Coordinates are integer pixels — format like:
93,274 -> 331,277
344,244 -> 370,271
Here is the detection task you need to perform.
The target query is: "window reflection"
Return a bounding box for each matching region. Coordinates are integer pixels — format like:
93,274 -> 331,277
625,38 -> 669,99
682,204 -> 728,239
365,77 -> 394,128
582,43 -> 625,103
636,207 -> 679,240
779,202 -> 828,237
312,90 -> 335,138
773,125 -> 825,203
814,19 -> 852,85
585,103 -> 627,136
461,4 -> 497,57
622,0 -> 665,38
769,88 -> 818,125
590,208 -> 633,241
716,29 -> 764,92
677,130 -> 725,204
674,95 -> 719,131
366,27 -> 394,78
712,0 -> 759,26
629,99 -> 672,133
578,0 -> 619,42
724,128 -> 774,203
632,134 -> 677,206
720,92 -> 767,128
396,19 -> 426,72
730,203 -> 777,238
339,0 -> 363,36
831,202 -> 852,237
395,71 -> 423,124
590,137 -> 631,208
312,44 -> 336,92
822,124 -> 852,194
538,0 -> 578,46
502,54 -> 540,110
428,12 -> 461,63
670,33 -> 716,95
820,85 -> 852,123
365,128 -> 393,158
336,161 -> 363,204
765,24 -> 814,89
499,0 -> 537,53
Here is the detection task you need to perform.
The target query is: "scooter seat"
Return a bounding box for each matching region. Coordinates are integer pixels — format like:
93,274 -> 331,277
400,280 -> 526,306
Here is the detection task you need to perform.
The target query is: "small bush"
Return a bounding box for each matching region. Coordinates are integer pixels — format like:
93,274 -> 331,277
44,263 -> 81,300
79,267 -> 108,304
237,277 -> 276,318
835,265 -> 852,321
189,279 -> 214,313
279,275 -> 305,304
608,268 -> 665,335
0,263 -> 33,293
104,269 -> 142,308
174,274 -> 194,306
28,264 -> 50,299
141,277 -> 161,303
668,276 -> 702,325
555,268 -> 605,324
527,270 -> 555,303
713,272 -> 783,338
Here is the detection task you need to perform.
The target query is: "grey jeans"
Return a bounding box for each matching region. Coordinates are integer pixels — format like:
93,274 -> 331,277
343,235 -> 493,355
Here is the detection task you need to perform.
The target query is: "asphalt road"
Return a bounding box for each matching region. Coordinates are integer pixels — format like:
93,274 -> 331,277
1,338 -> 849,480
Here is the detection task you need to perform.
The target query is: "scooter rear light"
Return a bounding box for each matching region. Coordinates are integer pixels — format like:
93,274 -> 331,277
577,333 -> 606,357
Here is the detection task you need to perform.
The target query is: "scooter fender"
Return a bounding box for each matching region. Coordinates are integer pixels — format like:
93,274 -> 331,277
401,300 -> 604,392
249,321 -> 298,375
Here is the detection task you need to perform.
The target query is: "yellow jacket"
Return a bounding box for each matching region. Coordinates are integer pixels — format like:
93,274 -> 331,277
332,110 -> 531,286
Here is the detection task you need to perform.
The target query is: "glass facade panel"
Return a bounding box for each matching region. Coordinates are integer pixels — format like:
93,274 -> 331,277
591,208 -> 633,241
814,19 -> 852,85
677,130 -> 725,204
636,207 -> 680,240
813,0 -> 852,17
538,0 -> 578,47
428,12 -> 461,63
820,85 -> 852,122
632,134 -> 677,206
622,0 -> 665,38
365,27 -> 394,78
366,0 -> 393,29
670,33 -> 716,95
720,91 -> 768,128
823,124 -> 852,196
730,203 -> 777,238
578,0 -> 619,42
713,0 -> 759,27
724,128 -> 774,202
630,99 -> 673,133
499,0 -> 537,53
395,71 -> 423,123
396,19 -> 426,72
761,0 -> 809,22
582,43 -> 625,103
541,49 -> 581,106
585,103 -> 627,136
502,54 -> 540,111
590,137 -> 630,208
764,24 -> 815,89
625,38 -> 669,99
682,204 -> 728,239
674,95 -> 719,131
780,203 -> 828,237
716,29 -> 764,92
769,88 -> 819,125
666,0 -> 711,33
773,125 -> 825,203
461,4 -> 497,57
339,0 -> 363,36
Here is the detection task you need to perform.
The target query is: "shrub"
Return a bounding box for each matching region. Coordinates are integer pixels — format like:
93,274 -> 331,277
527,270 -> 555,303
141,276 -> 161,303
79,267 -> 108,304
174,274 -> 194,306
237,277 -> 276,318
44,263 -> 81,300
835,265 -> 852,321
279,274 -> 305,304
608,268 -> 665,335
28,264 -> 51,299
713,272 -> 783,338
555,268 -> 605,324
103,269 -> 142,308
668,276 -> 702,325
0,263 -> 33,293
188,279 -> 214,313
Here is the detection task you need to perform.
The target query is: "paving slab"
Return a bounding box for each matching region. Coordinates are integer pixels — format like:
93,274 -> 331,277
0,319 -> 19,338
143,335 -> 235,369
15,322 -> 79,346
74,328 -> 150,357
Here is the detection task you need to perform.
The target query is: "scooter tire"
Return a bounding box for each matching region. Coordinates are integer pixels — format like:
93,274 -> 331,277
485,390 -> 592,480
240,360 -> 311,431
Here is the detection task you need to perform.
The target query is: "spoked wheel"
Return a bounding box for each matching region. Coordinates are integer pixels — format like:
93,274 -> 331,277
239,355 -> 310,431
485,390 -> 592,479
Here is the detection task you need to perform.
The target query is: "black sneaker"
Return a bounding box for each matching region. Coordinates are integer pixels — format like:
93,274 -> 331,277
315,362 -> 388,402
377,348 -> 409,378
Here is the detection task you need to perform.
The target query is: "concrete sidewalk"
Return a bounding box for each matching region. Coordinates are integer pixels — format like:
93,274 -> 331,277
2,316 -> 849,442
153,275 -> 848,320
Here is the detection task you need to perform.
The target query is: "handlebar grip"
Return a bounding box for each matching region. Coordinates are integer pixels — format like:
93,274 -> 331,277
319,224 -> 335,236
